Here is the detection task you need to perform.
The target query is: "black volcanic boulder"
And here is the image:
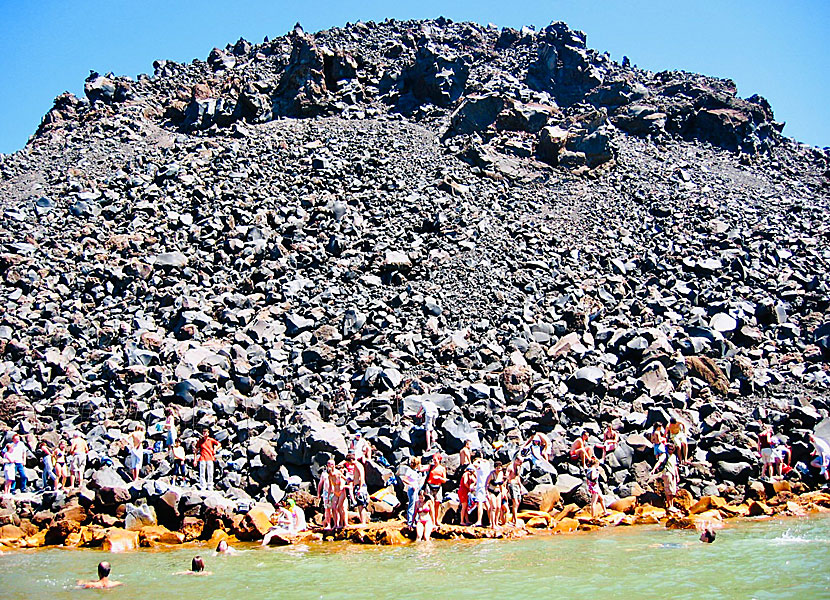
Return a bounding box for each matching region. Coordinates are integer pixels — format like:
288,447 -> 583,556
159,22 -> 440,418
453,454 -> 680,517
447,94 -> 504,136
272,32 -> 332,118
397,45 -> 469,108
526,22 -> 604,106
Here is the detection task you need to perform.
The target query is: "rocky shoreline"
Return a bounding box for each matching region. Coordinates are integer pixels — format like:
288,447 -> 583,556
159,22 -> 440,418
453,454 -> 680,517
0,17 -> 829,556
1,481 -> 828,552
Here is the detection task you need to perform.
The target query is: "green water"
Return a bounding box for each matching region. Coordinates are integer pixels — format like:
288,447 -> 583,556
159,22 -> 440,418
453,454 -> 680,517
2,516 -> 829,600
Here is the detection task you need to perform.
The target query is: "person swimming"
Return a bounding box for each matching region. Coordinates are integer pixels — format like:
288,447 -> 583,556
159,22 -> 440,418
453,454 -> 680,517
700,527 -> 716,543
77,561 -> 122,589
174,556 -> 212,575
215,539 -> 238,555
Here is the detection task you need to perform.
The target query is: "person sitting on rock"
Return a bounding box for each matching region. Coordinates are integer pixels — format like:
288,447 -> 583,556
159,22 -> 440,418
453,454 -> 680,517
77,561 -> 122,589
601,424 -> 619,460
350,433 -> 371,463
570,431 -> 594,467
262,500 -> 299,545
413,489 -> 435,542
650,423 -> 667,462
667,418 -> 688,464
522,432 -> 551,463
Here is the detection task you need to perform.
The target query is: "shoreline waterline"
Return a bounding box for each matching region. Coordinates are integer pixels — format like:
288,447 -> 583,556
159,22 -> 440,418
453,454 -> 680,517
1,514 -> 829,599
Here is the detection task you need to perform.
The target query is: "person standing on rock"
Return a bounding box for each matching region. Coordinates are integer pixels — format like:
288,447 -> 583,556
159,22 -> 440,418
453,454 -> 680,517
426,454 -> 448,514
809,434 -> 830,482
68,431 -> 88,489
398,456 -> 424,527
2,442 -> 15,495
39,442 -> 58,491
128,425 -> 145,482
317,460 -> 336,529
586,456 -> 607,519
344,453 -> 369,525
172,440 -> 187,486
659,449 -> 680,513
472,453 -> 490,527
331,465 -> 348,529
417,399 -> 439,450
54,440 -> 67,489
758,423 -> 776,480
458,465 -> 476,525
163,407 -> 177,453
195,429 -> 220,491
505,456 -> 525,526
459,440 -> 472,467
485,462 -> 506,531
8,433 -> 28,493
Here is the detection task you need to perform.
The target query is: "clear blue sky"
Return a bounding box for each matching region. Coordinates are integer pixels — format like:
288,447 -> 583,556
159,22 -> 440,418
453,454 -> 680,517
1,0 -> 828,154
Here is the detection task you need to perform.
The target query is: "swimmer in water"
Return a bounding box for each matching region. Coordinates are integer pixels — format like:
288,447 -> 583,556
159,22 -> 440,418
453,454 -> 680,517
77,561 -> 123,589
215,539 -> 238,555
174,556 -> 212,575
700,527 -> 716,543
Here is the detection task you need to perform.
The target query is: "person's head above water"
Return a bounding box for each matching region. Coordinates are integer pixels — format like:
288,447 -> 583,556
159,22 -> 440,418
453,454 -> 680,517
216,540 -> 228,552
97,561 -> 112,580
191,556 -> 205,572
700,528 -> 716,543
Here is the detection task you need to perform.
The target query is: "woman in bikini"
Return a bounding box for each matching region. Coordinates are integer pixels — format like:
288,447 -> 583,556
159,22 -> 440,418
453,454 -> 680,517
586,456 -> 607,519
414,490 -> 435,541
485,462 -> 506,530
330,466 -> 348,529
54,440 -> 68,489
601,424 -> 619,460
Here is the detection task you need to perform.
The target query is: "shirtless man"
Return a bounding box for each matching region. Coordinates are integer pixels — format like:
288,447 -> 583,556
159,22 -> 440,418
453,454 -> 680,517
505,457 -> 524,526
570,431 -> 594,467
667,418 -> 688,464
77,561 -> 122,589
68,431 -> 88,489
316,460 -> 336,529
459,440 -> 472,467
344,453 -> 369,524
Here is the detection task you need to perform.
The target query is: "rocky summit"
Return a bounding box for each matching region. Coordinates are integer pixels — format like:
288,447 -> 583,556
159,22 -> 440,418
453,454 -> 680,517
0,18 -> 829,537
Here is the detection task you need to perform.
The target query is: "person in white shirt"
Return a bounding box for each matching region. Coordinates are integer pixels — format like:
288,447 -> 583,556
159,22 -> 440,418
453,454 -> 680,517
8,434 -> 28,493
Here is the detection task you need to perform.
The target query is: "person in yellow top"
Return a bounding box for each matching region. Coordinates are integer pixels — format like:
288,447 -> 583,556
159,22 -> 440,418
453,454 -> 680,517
667,418 -> 688,464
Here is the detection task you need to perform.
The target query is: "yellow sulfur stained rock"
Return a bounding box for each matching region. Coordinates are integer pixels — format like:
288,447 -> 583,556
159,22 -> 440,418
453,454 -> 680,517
102,528 -> 140,553
609,496 -> 637,514
747,501 -> 773,517
688,495 -> 727,515
551,517 -> 579,533
139,525 -> 185,546
22,530 -> 47,548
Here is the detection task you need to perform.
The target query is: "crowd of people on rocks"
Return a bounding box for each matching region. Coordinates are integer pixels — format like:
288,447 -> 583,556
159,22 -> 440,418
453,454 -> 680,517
2,399 -> 830,546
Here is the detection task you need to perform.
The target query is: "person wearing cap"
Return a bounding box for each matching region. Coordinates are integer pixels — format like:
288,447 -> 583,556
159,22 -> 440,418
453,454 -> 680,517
458,464 -> 476,525
350,433 -> 371,463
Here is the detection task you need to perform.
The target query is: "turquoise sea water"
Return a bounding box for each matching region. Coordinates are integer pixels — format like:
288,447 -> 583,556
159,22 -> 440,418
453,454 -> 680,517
1,516 -> 829,600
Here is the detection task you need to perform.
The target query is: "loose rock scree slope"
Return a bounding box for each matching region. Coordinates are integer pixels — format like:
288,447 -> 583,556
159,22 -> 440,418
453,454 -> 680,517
0,18 -> 829,527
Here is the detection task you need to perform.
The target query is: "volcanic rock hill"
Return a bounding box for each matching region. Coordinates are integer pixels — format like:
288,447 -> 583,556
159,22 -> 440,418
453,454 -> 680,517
0,18 -> 829,512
